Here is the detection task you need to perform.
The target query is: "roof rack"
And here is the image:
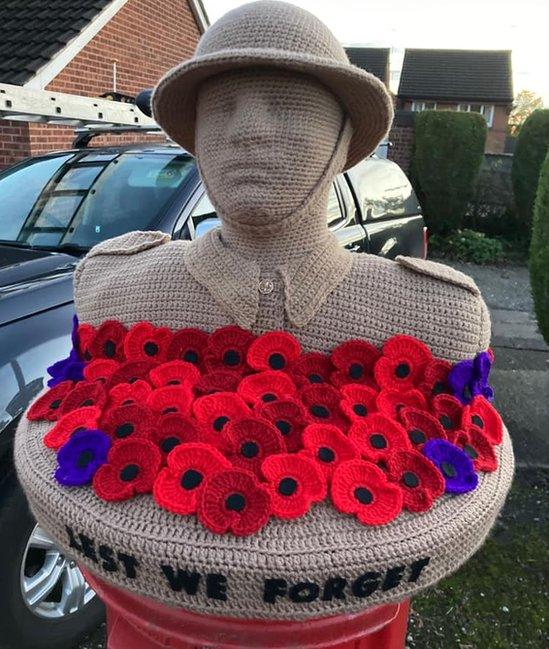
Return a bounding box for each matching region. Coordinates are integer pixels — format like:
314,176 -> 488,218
71,124 -> 170,148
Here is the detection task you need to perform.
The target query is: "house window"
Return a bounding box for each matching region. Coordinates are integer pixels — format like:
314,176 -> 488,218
457,103 -> 494,127
411,101 -> 437,111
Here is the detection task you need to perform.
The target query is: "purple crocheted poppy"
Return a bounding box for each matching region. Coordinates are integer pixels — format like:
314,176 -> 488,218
54,428 -> 111,486
47,314 -> 85,387
422,439 -> 478,494
448,351 -> 493,405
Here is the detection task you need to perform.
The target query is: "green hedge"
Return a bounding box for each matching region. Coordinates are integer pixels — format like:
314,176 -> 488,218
529,151 -> 549,344
411,110 -> 487,235
512,109 -> 549,236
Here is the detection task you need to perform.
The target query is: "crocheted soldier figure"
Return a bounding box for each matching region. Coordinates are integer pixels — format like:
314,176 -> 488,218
15,0 -> 514,620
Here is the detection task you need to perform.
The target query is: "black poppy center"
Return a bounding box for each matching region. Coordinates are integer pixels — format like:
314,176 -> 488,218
268,353 -> 285,370
76,449 -> 94,468
120,463 -> 139,482
241,441 -> 259,458
310,404 -> 330,419
104,340 -> 116,358
353,403 -> 368,416
439,414 -> 454,430
262,393 -> 277,403
144,341 -> 158,356
161,436 -> 181,453
409,428 -> 426,445
278,477 -> 298,496
432,381 -> 446,395
464,444 -> 478,459
395,363 -> 410,378
223,349 -> 240,367
441,461 -> 457,479
402,471 -> 420,488
183,349 -> 199,364
349,363 -> 364,380
50,398 -> 62,409
275,420 -> 292,436
180,469 -> 203,490
84,350 -> 92,361
213,416 -> 229,432
225,493 -> 246,512
370,433 -> 387,449
318,446 -> 335,463
115,422 -> 134,438
81,398 -> 94,407
162,407 -> 178,415
354,487 -> 373,505
308,373 -> 324,384
471,414 -> 484,428
128,376 -> 139,384
167,379 -> 180,385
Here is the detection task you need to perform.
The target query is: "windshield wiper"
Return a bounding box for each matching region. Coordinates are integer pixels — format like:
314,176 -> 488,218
29,243 -> 89,255
0,239 -> 32,248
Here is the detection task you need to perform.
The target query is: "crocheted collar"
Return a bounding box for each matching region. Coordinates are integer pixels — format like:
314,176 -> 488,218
184,227 -> 353,329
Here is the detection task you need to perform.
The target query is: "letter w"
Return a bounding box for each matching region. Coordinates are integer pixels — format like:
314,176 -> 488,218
161,565 -> 200,594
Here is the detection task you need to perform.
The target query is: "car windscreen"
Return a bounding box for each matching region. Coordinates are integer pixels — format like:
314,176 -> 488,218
0,151 -> 194,251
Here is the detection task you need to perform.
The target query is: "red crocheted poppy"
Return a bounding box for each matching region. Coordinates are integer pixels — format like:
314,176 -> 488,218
87,320 -> 128,362
153,443 -> 231,515
330,340 -> 380,388
43,406 -> 101,449
124,321 -> 173,363
77,323 -> 95,361
340,384 -> 378,423
254,398 -> 309,452
192,392 -> 251,449
93,438 -> 162,501
432,394 -> 465,434
247,331 -> 302,372
261,453 -> 326,519
149,413 -> 203,458
204,326 -> 255,375
348,414 -> 410,463
301,423 -> 359,480
374,334 -> 433,391
27,380 -> 74,421
59,380 -> 108,416
197,468 -> 271,536
237,371 -> 297,406
331,460 -> 404,525
289,352 -> 334,388
225,417 -> 285,475
462,396 -> 503,445
99,402 -> 157,443
376,389 -> 427,420
108,380 -> 152,408
194,371 -> 241,396
166,328 -> 209,369
149,360 -> 201,389
448,428 -> 498,473
300,384 -> 348,430
419,359 -> 452,399
83,359 -> 120,386
386,449 -> 445,513
146,385 -> 193,418
105,360 -> 159,391
400,407 -> 447,448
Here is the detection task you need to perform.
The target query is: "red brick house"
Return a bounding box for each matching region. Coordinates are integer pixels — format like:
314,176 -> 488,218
0,0 -> 207,170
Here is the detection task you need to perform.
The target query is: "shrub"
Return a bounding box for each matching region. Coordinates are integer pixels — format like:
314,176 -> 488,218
429,229 -> 504,264
529,151 -> 549,343
512,109 -> 549,236
412,111 -> 486,235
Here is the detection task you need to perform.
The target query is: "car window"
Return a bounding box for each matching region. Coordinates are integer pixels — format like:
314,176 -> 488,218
190,192 -> 220,238
327,182 -> 345,227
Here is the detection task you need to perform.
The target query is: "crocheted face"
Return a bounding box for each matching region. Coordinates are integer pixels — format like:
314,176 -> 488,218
195,67 -> 347,228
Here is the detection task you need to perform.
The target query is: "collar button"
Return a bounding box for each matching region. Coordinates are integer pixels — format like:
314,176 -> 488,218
258,279 -> 274,295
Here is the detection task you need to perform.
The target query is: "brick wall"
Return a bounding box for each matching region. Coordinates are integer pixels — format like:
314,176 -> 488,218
0,0 -> 200,169
387,124 -> 414,174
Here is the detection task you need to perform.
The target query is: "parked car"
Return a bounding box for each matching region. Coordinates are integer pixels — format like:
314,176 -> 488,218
0,134 -> 425,649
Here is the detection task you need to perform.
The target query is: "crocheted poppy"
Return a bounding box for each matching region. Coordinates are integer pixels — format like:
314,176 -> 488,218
77,322 -> 95,361
448,350 -> 494,405
331,460 -> 404,525
254,398 -> 309,452
99,402 -> 157,443
376,389 -> 427,421
54,429 -> 111,486
448,428 -> 498,473
348,414 -> 410,463
166,328 -> 209,369
301,424 -> 359,480
247,331 -> 301,372
192,392 -> 251,449
87,320 -> 128,362
386,449 -> 445,513
330,340 -> 380,388
422,439 -> 478,494
108,379 -> 152,408
105,360 -> 159,391
431,394 -> 464,434
194,371 -> 242,395
198,468 -> 271,536
238,371 -> 297,406
399,407 -> 447,448
204,326 -> 255,374
59,380 -> 108,416
339,384 -> 378,423
289,352 -> 334,388
149,413 -> 202,458
124,321 -> 173,363
43,406 -> 102,450
300,384 -> 348,429
462,395 -> 503,445
419,359 -> 452,399
261,453 -> 326,519
225,417 -> 285,475
46,348 -> 85,387
146,385 -> 193,418
83,358 -> 120,385
149,360 -> 201,389
153,443 -> 231,515
27,380 -> 74,421
374,334 -> 432,391
93,438 -> 162,501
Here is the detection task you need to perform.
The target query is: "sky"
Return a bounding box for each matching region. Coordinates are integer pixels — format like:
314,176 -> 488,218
202,0 -> 549,106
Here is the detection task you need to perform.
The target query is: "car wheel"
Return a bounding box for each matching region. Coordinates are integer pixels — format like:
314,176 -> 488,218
0,471 -> 105,649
